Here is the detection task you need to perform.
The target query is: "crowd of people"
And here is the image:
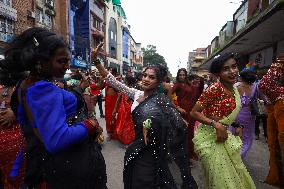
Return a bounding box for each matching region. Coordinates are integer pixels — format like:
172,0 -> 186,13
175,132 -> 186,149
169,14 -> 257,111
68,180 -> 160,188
0,27 -> 283,189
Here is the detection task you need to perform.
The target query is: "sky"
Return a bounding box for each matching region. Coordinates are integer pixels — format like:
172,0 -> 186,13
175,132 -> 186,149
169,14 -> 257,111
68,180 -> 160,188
122,0 -> 240,75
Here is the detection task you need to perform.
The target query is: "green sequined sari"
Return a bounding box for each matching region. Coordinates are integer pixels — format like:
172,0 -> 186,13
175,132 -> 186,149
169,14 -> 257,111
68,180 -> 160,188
193,87 -> 256,189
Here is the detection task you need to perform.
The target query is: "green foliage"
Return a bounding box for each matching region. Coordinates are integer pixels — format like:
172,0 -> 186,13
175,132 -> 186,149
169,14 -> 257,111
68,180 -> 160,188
142,45 -> 173,78
142,45 -> 167,67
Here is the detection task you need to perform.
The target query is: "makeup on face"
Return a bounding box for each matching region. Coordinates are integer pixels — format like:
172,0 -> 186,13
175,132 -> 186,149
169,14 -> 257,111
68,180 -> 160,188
141,69 -> 158,91
219,58 -> 239,85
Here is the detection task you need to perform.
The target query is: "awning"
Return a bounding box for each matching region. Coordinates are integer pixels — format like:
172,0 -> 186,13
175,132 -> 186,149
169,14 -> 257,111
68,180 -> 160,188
200,1 -> 284,69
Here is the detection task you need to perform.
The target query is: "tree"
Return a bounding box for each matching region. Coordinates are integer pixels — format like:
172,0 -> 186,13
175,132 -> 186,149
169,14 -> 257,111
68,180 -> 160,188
142,45 -> 173,79
142,45 -> 167,67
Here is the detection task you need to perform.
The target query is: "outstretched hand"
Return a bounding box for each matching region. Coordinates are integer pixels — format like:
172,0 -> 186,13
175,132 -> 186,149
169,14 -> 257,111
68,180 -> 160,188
91,42 -> 104,61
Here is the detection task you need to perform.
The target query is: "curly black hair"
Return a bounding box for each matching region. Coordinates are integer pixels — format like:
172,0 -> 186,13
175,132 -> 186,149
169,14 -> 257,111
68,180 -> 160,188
239,69 -> 257,84
210,53 -> 238,74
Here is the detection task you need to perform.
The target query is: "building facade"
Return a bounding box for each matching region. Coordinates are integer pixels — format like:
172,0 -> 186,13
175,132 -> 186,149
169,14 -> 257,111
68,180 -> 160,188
200,0 -> 284,72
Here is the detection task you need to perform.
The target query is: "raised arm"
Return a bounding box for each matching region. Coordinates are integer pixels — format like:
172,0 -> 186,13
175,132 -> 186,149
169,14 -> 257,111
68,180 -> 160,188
91,43 -> 137,99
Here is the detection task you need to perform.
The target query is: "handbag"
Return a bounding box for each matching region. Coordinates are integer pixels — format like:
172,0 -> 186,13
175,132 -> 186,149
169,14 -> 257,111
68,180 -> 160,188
249,84 -> 260,116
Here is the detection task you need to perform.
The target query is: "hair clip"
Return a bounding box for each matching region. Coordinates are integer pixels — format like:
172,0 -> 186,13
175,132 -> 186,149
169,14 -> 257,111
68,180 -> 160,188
213,54 -> 220,59
33,37 -> 39,47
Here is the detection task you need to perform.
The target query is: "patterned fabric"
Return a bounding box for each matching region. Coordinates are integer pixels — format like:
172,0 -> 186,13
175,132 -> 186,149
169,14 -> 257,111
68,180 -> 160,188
0,86 -> 25,188
104,74 -> 197,188
259,54 -> 284,103
193,85 -> 256,189
124,94 -> 197,189
197,82 -> 236,119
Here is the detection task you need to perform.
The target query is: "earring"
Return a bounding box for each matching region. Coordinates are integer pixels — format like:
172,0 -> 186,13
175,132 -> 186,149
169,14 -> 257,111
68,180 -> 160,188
217,77 -> 221,83
35,63 -> 42,74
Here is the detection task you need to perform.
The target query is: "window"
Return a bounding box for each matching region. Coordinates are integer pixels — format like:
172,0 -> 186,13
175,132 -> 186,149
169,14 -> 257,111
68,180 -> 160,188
6,19 -> 13,34
45,0 -> 54,7
36,9 -> 44,23
45,14 -> 52,27
111,31 -> 113,39
5,0 -> 11,6
0,0 -> 11,6
0,17 -> 14,34
0,17 -> 6,33
36,9 -> 52,28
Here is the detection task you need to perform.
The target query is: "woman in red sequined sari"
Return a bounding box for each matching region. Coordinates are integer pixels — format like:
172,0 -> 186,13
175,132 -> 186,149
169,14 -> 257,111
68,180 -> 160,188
259,53 -> 284,188
105,68 -> 119,140
112,76 -> 136,145
0,71 -> 26,189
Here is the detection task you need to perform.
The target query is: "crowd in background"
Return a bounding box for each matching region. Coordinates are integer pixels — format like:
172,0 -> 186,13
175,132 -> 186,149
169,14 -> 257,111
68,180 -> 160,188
0,27 -> 283,189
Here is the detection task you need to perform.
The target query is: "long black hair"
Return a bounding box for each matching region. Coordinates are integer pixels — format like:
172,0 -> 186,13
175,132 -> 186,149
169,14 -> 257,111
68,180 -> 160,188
176,68 -> 188,83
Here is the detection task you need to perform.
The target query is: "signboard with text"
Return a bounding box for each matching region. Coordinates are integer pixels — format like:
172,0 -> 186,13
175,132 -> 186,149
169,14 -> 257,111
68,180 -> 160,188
0,33 -> 14,43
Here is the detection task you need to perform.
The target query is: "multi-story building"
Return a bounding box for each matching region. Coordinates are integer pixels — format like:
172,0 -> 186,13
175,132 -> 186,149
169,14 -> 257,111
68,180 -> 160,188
53,0 -> 68,42
130,34 -> 143,76
34,0 -> 55,30
188,48 -> 209,78
200,0 -> 284,71
105,0 -> 124,73
68,0 -> 107,69
0,0 -> 18,57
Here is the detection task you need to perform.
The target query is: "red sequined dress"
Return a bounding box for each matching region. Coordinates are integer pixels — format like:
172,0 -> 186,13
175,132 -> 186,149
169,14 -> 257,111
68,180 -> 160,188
172,82 -> 197,159
0,86 -> 24,189
197,82 -> 236,118
259,55 -> 284,102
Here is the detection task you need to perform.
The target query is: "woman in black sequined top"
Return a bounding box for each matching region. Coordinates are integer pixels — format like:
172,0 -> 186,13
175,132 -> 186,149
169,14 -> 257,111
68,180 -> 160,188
93,43 -> 198,189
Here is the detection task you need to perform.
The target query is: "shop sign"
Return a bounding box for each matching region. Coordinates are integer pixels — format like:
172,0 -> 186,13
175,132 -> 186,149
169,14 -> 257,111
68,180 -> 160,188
0,32 -> 14,43
0,3 -> 17,21
72,58 -> 88,68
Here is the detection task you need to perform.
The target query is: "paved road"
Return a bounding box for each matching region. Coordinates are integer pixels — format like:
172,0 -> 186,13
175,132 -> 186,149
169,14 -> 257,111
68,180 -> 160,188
95,105 -> 276,189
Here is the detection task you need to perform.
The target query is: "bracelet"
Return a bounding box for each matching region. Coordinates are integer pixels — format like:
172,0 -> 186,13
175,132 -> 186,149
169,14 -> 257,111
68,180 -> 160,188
209,120 -> 217,128
93,59 -> 101,66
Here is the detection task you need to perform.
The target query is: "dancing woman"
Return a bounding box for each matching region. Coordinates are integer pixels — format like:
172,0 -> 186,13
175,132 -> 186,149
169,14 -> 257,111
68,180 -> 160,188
93,43 -> 197,189
259,53 -> 284,188
191,53 -> 255,189
113,76 -> 136,145
1,28 -> 107,189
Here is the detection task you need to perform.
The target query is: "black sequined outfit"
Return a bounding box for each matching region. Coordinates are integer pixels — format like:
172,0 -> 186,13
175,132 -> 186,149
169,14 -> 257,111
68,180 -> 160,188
124,94 -> 198,189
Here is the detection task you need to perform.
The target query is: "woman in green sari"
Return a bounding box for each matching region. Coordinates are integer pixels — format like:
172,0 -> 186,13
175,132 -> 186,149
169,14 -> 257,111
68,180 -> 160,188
190,53 -> 255,189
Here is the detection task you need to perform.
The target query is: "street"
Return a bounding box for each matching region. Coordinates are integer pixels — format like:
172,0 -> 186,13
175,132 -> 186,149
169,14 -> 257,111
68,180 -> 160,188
96,104 -> 276,189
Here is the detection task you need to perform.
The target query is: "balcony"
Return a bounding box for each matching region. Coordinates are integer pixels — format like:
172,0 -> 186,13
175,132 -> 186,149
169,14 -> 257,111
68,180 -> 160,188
0,3 -> 17,21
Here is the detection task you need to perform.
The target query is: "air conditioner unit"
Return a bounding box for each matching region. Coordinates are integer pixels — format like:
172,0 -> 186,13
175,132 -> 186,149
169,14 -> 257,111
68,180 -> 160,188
27,10 -> 36,19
